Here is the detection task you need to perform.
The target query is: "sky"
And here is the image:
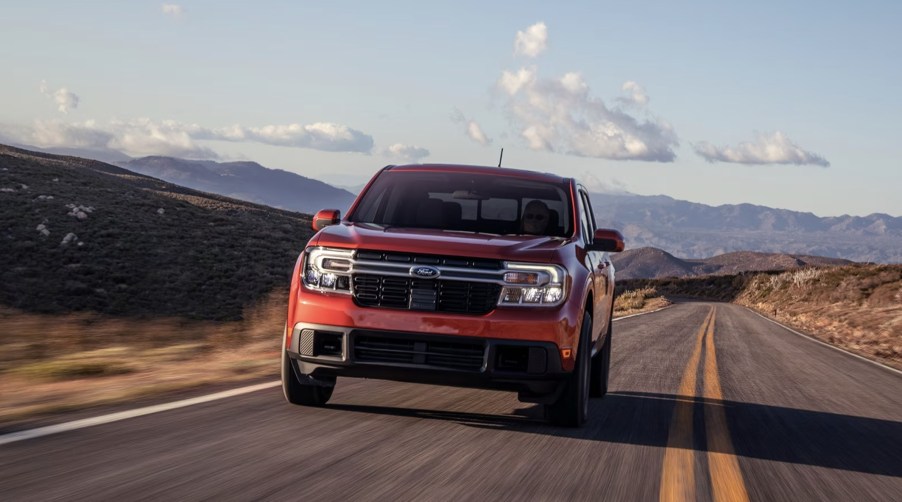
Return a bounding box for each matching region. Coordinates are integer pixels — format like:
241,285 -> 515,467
1,1 -> 900,217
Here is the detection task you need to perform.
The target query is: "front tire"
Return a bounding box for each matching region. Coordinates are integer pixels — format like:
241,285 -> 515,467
547,312 -> 591,427
590,311 -> 612,398
281,327 -> 335,406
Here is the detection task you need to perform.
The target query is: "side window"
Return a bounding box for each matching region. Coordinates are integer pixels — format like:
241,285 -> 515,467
580,191 -> 596,235
577,191 -> 591,241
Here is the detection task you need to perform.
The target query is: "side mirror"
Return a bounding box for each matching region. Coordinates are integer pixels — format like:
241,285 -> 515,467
587,228 -> 625,252
312,209 -> 341,231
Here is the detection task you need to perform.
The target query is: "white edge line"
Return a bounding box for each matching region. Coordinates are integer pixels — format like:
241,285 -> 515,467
0,380 -> 280,447
746,308 -> 902,378
613,304 -> 673,322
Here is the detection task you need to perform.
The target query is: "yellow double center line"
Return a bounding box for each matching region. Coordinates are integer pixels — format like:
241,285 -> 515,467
660,306 -> 750,502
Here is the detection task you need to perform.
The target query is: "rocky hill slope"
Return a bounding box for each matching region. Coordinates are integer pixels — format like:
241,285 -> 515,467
0,145 -> 314,320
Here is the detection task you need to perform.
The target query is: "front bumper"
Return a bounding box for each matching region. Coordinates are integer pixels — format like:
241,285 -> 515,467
288,286 -> 585,371
287,322 -> 570,402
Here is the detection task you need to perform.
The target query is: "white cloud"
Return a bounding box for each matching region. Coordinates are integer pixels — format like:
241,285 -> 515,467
205,122 -> 374,152
162,4 -> 184,16
499,67 -> 536,96
451,108 -> 492,146
22,118 -> 374,159
382,143 -> 430,163
39,81 -> 80,113
53,89 -> 80,114
618,81 -> 648,106
107,119 -> 219,158
466,121 -> 490,146
497,67 -> 678,162
32,120 -> 112,149
514,22 -> 548,58
693,131 -> 830,167
578,171 -> 630,194
560,73 -> 588,95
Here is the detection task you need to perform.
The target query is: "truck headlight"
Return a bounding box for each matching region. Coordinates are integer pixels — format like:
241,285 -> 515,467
498,263 -> 568,307
302,247 -> 354,294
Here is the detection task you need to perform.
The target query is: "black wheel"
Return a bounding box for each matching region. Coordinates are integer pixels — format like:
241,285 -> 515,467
281,327 -> 335,406
590,311 -> 612,398
547,311 -> 591,427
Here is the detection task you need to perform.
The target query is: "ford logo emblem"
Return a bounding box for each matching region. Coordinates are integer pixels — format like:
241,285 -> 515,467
410,266 -> 440,279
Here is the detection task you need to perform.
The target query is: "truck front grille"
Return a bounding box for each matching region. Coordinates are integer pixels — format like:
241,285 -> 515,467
352,274 -> 501,315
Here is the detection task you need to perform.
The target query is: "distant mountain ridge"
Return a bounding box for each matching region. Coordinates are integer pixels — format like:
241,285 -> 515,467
5,142 -> 896,263
610,247 -> 852,280
590,193 -> 901,263
122,156 -> 357,215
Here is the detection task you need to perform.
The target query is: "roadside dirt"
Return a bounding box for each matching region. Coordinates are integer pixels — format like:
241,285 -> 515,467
0,291 -> 285,425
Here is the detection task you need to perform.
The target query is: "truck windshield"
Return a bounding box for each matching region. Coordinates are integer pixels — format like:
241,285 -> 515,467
349,170 -> 573,237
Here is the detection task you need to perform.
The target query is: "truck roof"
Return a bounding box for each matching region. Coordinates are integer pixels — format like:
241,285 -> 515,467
386,164 -> 571,185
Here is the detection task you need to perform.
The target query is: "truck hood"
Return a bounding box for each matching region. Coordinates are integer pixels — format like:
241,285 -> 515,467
310,223 -> 568,263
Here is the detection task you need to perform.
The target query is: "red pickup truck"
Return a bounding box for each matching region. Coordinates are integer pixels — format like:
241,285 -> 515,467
281,164 -> 624,426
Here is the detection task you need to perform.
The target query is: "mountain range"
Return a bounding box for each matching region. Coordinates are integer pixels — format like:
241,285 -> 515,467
4,143 -> 899,263
589,193 -> 901,263
121,156 -> 357,215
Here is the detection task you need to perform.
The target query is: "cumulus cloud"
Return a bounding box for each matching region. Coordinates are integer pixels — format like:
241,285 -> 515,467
382,143 -> 430,163
162,4 -> 184,16
693,131 -> 830,167
578,171 -> 630,194
496,68 -> 677,161
451,108 -> 492,146
467,121 -> 491,146
29,119 -> 216,159
514,22 -> 548,57
499,67 -> 536,95
39,80 -> 80,113
53,89 -> 80,113
22,118 -> 375,159
108,119 -> 219,158
32,120 -> 113,149
202,122 -> 374,152
618,81 -> 648,106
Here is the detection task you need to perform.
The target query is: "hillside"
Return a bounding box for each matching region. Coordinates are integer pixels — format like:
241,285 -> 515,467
0,145 -> 314,320
590,193 -> 902,263
122,156 -> 357,215
611,246 -> 851,280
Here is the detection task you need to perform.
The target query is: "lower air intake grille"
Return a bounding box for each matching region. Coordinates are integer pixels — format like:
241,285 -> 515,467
354,333 -> 486,371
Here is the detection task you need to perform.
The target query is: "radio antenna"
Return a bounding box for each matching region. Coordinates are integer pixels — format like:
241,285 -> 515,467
497,147 -> 504,167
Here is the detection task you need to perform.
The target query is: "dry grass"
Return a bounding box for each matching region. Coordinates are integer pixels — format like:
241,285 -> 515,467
0,290 -> 288,425
614,287 -> 671,317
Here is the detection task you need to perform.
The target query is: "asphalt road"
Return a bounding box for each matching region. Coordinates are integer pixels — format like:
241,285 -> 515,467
2,301 -> 901,501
